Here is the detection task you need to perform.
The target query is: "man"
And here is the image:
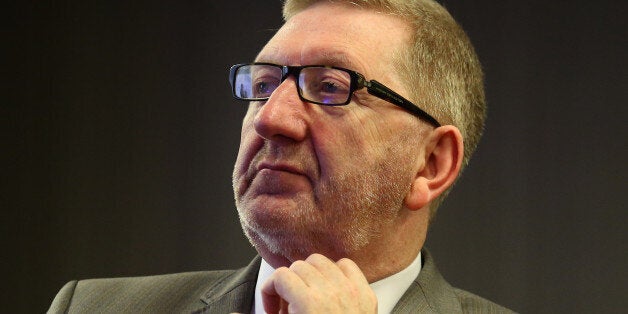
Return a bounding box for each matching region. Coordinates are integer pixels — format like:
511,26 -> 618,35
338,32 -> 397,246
49,0 -> 514,313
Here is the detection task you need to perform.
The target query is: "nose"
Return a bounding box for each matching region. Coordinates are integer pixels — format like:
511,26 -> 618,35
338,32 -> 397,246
253,78 -> 308,143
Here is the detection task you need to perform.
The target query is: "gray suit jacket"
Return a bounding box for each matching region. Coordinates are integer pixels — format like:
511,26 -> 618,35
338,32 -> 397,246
48,249 -> 514,313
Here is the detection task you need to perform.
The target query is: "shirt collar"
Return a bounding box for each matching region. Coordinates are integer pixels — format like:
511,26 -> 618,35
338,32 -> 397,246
252,251 -> 422,314
252,258 -> 276,314
370,251 -> 422,313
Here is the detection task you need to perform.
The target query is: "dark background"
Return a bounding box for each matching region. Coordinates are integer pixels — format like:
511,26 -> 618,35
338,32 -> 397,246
4,1 -> 627,313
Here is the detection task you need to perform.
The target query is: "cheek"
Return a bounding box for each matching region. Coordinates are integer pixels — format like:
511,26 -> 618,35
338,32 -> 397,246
234,111 -> 261,177
308,117 -> 363,175
326,114 -> 420,181
240,106 -> 259,138
307,121 -> 382,182
337,113 -> 400,158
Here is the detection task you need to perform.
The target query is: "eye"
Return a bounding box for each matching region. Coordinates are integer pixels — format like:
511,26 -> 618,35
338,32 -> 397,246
253,78 -> 279,98
299,67 -> 352,105
320,81 -> 340,94
256,82 -> 270,94
315,78 -> 349,96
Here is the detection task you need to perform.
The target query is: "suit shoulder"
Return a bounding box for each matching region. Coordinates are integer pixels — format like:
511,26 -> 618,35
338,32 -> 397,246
48,269 -> 238,313
82,269 -> 235,285
453,288 -> 517,314
48,280 -> 78,313
75,269 -> 238,298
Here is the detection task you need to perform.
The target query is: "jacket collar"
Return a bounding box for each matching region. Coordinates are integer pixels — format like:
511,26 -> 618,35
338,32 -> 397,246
194,249 -> 461,313
196,256 -> 261,313
392,249 -> 463,313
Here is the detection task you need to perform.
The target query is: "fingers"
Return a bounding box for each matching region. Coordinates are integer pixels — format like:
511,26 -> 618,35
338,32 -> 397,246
336,257 -> 371,288
261,266 -> 308,314
303,254 -> 347,284
261,254 -> 377,314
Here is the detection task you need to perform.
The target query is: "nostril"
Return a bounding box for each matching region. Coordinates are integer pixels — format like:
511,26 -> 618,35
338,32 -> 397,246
253,91 -> 308,143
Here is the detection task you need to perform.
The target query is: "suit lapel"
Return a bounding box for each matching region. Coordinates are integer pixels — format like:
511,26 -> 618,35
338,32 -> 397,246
392,249 -> 463,313
195,256 -> 261,313
192,250 -> 461,313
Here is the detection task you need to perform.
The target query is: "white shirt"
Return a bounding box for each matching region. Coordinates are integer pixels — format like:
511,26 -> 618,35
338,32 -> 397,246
251,252 -> 422,314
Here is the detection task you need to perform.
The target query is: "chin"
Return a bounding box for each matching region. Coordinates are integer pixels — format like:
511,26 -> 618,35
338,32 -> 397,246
244,222 -> 369,264
244,227 -> 314,263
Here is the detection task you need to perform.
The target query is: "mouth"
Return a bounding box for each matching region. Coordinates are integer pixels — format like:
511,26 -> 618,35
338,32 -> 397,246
237,161 -> 314,197
257,162 -> 307,177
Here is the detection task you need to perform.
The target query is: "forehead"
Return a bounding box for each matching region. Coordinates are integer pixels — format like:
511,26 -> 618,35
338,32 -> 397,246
257,2 -> 410,75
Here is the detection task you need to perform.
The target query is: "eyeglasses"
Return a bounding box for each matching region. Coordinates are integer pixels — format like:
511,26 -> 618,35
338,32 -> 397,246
229,63 -> 440,127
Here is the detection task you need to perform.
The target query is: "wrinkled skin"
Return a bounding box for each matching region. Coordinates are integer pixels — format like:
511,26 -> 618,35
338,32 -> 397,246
232,2 -> 430,313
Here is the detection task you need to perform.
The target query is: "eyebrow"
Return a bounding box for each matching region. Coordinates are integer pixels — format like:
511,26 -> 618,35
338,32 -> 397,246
256,49 -> 362,73
310,51 -> 352,67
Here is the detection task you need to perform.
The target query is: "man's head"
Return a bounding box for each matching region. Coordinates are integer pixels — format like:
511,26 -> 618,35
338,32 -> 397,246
232,0 -> 483,275
284,0 -> 486,176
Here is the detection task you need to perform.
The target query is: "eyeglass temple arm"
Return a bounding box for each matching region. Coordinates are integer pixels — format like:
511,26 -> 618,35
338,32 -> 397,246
365,80 -> 441,127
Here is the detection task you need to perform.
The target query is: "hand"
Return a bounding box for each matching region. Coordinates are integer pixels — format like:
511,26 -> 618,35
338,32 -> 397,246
261,254 -> 377,314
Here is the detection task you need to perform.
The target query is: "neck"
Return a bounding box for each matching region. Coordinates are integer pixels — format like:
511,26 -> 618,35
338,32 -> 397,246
348,209 -> 427,282
256,209 -> 429,283
258,207 -> 428,283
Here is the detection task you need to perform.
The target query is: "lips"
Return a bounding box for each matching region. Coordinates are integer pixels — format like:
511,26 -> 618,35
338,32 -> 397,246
234,139 -> 319,198
241,161 -> 313,196
257,162 -> 306,177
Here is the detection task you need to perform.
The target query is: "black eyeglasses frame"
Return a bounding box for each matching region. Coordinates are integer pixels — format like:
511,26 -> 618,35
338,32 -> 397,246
229,62 -> 441,127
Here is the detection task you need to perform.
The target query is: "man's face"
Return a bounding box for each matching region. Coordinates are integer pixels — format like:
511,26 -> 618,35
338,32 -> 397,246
233,2 -> 426,264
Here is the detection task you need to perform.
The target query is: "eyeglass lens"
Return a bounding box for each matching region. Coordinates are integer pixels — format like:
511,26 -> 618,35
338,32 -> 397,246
233,65 -> 352,105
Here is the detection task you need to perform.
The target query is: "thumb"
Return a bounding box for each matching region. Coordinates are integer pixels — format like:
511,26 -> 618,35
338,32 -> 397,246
261,277 -> 282,314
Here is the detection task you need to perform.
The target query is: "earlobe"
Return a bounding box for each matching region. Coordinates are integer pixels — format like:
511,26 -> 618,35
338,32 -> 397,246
405,177 -> 430,210
404,126 -> 464,211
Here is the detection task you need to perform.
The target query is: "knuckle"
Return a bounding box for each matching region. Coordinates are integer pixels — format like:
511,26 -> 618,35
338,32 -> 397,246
289,260 -> 306,271
336,257 -> 357,268
274,266 -> 291,277
305,253 -> 327,263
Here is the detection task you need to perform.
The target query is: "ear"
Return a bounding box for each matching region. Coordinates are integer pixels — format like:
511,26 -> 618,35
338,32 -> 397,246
404,125 -> 464,211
